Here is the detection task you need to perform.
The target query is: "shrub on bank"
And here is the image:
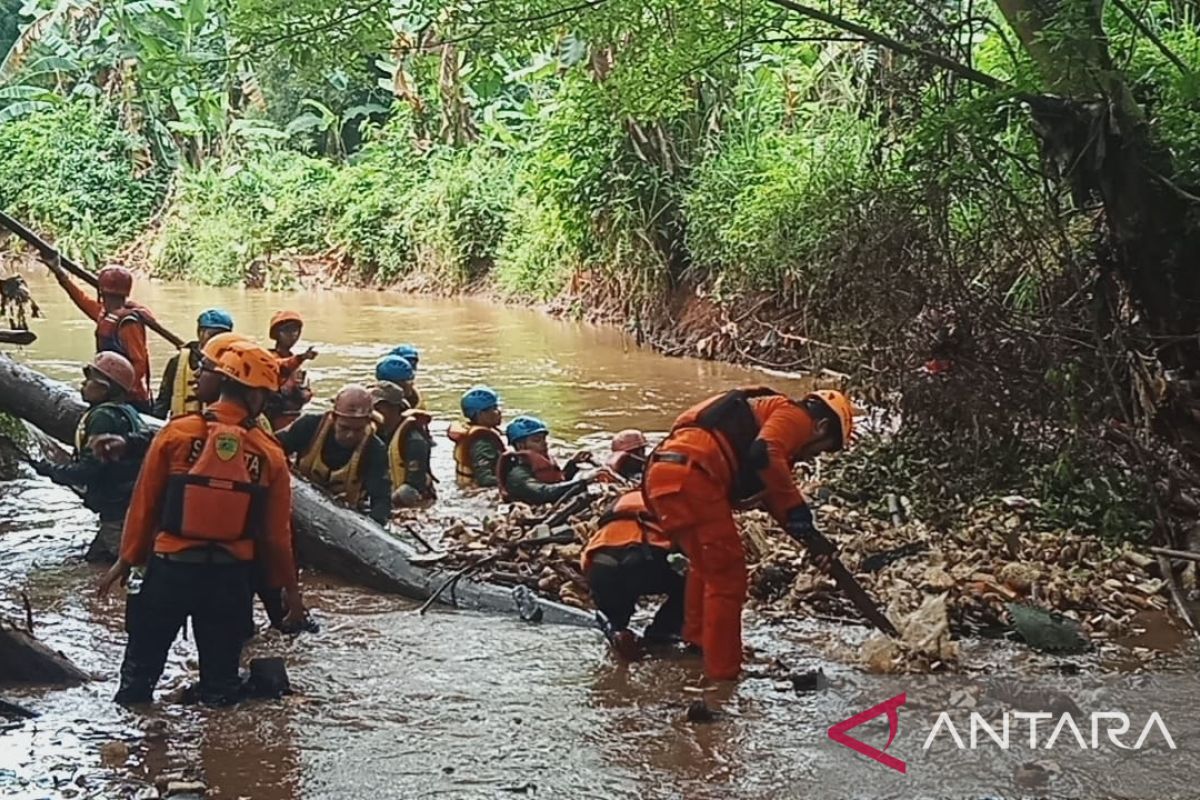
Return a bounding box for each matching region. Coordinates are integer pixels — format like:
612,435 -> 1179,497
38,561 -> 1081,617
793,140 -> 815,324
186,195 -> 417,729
0,102 -> 168,265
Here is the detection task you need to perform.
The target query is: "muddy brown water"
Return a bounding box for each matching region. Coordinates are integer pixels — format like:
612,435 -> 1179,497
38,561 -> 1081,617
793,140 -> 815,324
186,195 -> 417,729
2,271 -> 1200,799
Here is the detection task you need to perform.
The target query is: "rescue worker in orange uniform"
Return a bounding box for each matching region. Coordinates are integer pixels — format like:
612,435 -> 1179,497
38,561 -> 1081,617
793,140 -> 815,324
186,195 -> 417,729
98,345 -> 306,705
277,384 -> 391,524
582,490 -> 684,661
266,311 -> 317,430
371,382 -> 436,508
642,388 -> 853,681
44,259 -> 156,411
449,386 -> 504,488
604,429 -> 649,482
498,416 -> 592,506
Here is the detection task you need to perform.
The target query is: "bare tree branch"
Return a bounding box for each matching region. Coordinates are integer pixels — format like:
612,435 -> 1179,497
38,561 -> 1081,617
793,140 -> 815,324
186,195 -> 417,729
1110,0 -> 1194,76
762,0 -> 1006,89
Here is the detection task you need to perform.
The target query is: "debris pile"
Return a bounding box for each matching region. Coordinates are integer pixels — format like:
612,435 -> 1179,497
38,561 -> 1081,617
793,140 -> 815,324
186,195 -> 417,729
745,496 -> 1170,648
436,483 -> 1173,662
439,487 -> 619,610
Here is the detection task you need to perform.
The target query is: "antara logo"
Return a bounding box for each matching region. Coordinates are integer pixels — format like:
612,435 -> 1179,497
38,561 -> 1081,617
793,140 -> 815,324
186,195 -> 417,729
828,693 -> 1178,774
827,693 -> 908,774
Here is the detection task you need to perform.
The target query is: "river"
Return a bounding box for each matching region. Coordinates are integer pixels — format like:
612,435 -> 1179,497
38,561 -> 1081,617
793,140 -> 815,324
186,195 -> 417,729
2,270 -> 1200,800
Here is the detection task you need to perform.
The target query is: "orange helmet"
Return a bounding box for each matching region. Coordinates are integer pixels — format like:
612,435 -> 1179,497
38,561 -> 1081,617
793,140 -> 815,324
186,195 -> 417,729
269,310 -> 303,336
333,384 -> 374,419
85,352 -> 136,393
611,429 -> 648,453
214,345 -> 280,391
97,266 -> 133,296
200,331 -> 250,364
610,490 -> 647,516
808,389 -> 854,449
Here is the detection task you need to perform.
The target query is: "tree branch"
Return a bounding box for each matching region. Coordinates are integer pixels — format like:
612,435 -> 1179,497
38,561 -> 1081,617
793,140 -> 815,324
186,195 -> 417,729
1110,0 -> 1194,76
762,0 -> 1006,89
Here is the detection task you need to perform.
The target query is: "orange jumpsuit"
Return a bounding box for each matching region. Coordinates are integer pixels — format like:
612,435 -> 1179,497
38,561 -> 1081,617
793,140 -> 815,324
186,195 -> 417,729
643,392 -> 817,680
120,401 -> 297,587
61,277 -> 154,406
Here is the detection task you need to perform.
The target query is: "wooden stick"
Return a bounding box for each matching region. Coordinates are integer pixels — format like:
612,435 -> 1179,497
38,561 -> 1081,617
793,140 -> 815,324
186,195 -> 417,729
0,210 -> 185,348
1150,546 -> 1200,564
417,554 -> 499,615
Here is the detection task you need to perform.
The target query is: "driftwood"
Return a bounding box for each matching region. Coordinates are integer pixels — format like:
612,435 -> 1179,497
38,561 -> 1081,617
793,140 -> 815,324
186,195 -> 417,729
0,330 -> 35,345
0,355 -> 591,627
0,622 -> 89,684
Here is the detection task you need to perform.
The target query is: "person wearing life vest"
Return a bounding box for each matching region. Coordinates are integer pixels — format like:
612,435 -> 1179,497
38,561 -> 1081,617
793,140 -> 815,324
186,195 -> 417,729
266,311 -> 317,431
42,259 -> 156,411
390,344 -> 420,372
89,332 -> 257,466
449,386 -> 504,488
375,354 -> 422,410
152,308 -> 234,419
603,429 -> 649,483
498,416 -> 593,506
98,345 -> 306,706
31,352 -> 147,563
582,490 -> 685,661
277,384 -> 391,524
642,387 -> 854,681
371,382 -> 436,508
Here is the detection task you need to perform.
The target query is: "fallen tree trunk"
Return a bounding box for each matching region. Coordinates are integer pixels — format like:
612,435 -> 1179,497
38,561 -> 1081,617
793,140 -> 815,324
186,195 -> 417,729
0,622 -> 90,684
0,355 -> 591,627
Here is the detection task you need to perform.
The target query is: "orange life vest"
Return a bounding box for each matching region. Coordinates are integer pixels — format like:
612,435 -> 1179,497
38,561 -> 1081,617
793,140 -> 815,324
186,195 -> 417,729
448,423 -> 504,483
95,303 -> 147,356
581,491 -> 671,573
497,450 -> 565,502
160,413 -> 267,544
662,386 -> 783,501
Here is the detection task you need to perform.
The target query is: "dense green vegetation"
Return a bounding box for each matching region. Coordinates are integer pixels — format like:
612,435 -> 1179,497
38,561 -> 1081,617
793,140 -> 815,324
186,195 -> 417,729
2,0 -> 1199,538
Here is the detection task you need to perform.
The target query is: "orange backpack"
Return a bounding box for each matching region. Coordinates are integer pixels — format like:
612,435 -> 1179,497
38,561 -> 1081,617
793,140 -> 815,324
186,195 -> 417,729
162,414 -> 267,543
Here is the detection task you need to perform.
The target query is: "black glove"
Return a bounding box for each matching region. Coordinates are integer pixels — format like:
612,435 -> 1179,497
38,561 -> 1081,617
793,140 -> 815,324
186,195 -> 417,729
784,504 -> 817,542
31,460 -> 55,478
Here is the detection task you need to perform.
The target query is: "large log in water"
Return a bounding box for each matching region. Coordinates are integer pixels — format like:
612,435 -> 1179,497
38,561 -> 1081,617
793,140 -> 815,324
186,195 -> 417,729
0,622 -> 89,684
0,355 -> 591,627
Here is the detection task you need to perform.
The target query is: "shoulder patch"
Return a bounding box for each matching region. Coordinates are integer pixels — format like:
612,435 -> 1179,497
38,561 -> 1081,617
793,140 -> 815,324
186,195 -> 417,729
214,432 -> 240,462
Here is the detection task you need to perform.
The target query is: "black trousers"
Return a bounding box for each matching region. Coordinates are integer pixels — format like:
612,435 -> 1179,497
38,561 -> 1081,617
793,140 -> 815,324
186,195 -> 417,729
116,557 -> 252,705
587,545 -> 685,639
253,566 -> 287,631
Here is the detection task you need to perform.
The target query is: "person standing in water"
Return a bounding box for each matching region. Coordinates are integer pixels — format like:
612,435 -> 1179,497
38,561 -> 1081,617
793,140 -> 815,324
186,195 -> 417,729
100,345 -> 305,706
43,258 -> 157,412
266,311 -> 317,431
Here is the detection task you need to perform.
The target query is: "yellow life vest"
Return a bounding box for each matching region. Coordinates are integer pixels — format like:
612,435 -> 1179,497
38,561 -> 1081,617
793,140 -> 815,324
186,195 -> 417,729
170,348 -> 202,418
448,423 -> 504,483
387,410 -> 433,490
295,412 -> 372,508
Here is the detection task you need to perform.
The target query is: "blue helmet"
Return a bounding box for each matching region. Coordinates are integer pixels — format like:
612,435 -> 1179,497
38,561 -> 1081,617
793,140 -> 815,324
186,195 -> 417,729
197,308 -> 234,332
506,415 -> 549,444
375,355 -> 414,383
390,344 -> 420,369
460,386 -> 499,420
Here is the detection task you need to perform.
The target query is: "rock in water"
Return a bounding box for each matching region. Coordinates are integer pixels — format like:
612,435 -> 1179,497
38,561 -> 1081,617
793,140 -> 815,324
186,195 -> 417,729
1006,602 -> 1089,654
685,700 -> 718,724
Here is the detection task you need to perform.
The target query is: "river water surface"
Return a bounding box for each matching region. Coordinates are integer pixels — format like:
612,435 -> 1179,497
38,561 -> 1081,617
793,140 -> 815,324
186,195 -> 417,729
2,270 -> 1199,800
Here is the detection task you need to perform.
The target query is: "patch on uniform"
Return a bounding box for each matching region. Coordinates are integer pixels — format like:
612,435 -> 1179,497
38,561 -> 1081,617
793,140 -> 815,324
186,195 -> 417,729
246,453 -> 263,483
214,433 -> 240,462
187,438 -> 204,463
